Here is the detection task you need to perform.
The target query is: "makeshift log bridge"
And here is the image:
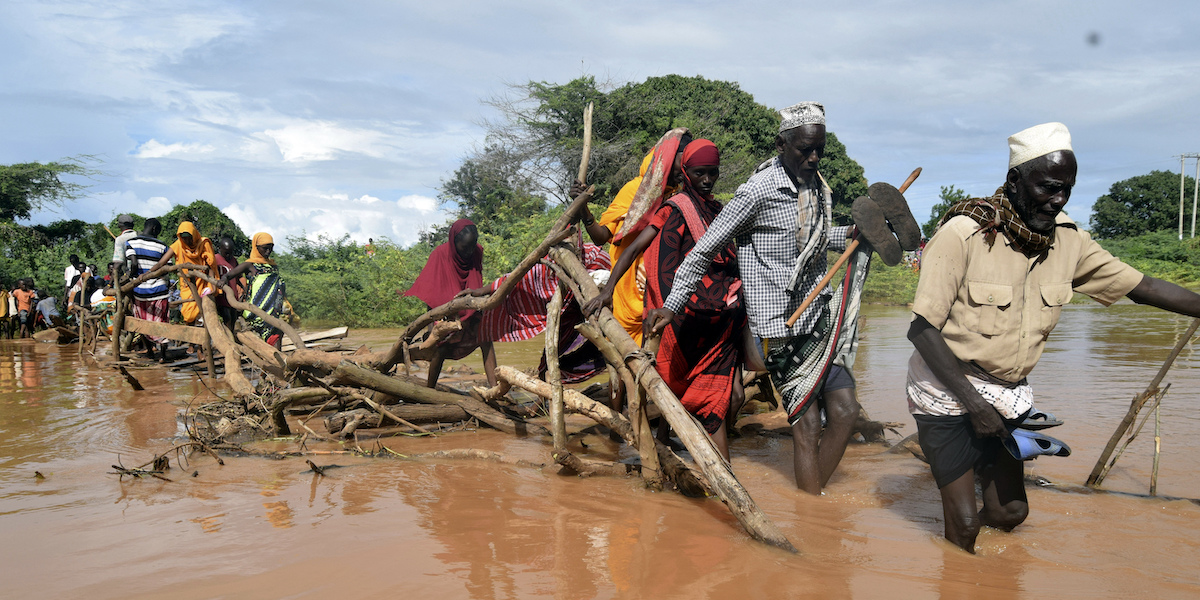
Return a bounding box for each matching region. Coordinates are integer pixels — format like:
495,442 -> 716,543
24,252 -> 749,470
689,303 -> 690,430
104,194 -> 813,553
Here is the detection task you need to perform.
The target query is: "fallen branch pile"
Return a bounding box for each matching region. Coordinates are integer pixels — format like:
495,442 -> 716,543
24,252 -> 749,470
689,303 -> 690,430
101,188 -> 898,555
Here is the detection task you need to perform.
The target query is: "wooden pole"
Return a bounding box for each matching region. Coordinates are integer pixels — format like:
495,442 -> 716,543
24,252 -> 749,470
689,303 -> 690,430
575,320 -> 662,488
546,286 -> 568,454
1179,155 -> 1186,240
1151,400 -> 1161,496
785,167 -> 921,328
1192,157 -> 1199,238
1087,318 -> 1199,487
110,278 -> 125,362
548,246 -> 797,553
577,102 -> 593,184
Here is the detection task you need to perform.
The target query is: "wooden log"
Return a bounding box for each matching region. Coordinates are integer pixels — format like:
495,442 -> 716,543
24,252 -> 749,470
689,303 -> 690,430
187,271 -> 306,350
332,361 -> 548,437
199,295 -> 255,397
125,316 -> 209,345
492,366 -> 633,441
379,188 -> 598,372
546,286 -> 568,453
268,387 -> 335,435
1088,317 -> 1200,487
548,246 -> 797,553
325,405 -> 468,434
576,320 -> 661,488
110,276 -> 125,361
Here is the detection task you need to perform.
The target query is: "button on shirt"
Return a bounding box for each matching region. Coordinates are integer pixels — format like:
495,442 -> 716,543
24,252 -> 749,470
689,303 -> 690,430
662,157 -> 850,339
912,213 -> 1143,383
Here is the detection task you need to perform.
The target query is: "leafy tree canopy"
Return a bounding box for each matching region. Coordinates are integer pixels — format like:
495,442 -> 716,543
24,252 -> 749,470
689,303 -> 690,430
0,158 -> 97,221
115,200 -> 251,255
923,185 -> 969,238
1090,170 -> 1196,239
446,74 -> 870,231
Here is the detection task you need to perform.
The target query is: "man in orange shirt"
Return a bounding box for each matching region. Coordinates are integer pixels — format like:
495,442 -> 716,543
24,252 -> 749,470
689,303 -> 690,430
12,279 -> 38,338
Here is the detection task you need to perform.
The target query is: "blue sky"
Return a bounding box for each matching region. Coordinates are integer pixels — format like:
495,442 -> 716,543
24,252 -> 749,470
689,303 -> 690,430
3,1 -> 1197,249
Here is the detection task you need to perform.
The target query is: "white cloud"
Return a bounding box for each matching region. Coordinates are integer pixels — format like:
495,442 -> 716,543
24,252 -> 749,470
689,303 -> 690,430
397,194 -> 438,213
134,139 -> 216,159
261,121 -> 392,163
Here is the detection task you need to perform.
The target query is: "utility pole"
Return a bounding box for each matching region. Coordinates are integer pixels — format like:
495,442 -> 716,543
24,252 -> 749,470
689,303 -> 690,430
1180,154 -> 1200,239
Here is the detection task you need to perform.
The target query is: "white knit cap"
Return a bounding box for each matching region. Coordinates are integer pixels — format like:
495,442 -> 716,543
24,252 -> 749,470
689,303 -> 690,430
779,102 -> 825,132
1008,122 -> 1073,168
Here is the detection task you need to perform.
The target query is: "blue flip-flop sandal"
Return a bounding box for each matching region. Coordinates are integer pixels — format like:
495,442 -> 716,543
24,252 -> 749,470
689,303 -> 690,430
1004,428 -> 1071,461
1018,408 -> 1065,430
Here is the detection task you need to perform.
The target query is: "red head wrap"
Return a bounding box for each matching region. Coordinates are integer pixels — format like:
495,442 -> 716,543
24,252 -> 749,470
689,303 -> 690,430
682,139 -> 719,167
404,218 -> 484,318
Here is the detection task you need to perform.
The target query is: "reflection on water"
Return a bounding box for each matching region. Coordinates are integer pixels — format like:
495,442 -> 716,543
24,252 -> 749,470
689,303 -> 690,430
1,305 -> 1199,599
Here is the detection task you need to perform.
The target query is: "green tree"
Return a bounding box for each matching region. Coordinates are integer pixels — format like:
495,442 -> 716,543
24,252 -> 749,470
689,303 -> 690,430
150,200 -> 251,253
437,152 -> 547,241
923,185 -> 969,238
1090,170 -> 1196,239
474,74 -> 869,224
0,158 -> 97,221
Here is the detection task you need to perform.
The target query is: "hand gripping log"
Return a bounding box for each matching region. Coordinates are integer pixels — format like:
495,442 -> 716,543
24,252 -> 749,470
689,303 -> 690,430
784,167 -> 922,328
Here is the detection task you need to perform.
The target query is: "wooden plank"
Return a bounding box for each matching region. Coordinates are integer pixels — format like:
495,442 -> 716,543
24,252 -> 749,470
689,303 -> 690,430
281,326 -> 348,351
124,316 -> 209,345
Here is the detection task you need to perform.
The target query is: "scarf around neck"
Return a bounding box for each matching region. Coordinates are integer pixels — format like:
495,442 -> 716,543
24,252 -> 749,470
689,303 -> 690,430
938,187 -> 1075,256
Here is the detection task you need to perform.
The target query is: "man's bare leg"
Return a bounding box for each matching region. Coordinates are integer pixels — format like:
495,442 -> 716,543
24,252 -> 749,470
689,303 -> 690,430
817,387 -> 861,486
978,450 -> 1029,532
480,341 -> 498,387
426,351 -> 446,388
938,469 -> 982,553
711,425 -> 730,462
791,404 -> 822,494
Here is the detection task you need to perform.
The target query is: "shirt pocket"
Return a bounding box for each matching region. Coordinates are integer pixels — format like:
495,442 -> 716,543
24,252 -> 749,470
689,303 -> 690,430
966,281 -> 1013,336
1039,282 -> 1073,335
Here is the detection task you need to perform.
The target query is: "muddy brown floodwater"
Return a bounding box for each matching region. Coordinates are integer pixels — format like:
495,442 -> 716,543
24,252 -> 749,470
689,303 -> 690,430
2,304 -> 1200,599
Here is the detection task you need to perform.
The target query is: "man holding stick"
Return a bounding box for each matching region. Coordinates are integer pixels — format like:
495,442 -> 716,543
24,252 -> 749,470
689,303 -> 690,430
646,102 -> 912,494
906,122 -> 1200,553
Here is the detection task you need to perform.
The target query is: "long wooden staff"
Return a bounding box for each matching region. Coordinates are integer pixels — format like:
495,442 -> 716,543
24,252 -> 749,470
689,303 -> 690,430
784,167 -> 921,328
571,102 -> 594,258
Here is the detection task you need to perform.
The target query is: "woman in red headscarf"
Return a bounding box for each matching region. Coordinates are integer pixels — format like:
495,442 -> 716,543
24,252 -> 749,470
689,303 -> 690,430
404,219 -> 497,387
590,140 -> 745,459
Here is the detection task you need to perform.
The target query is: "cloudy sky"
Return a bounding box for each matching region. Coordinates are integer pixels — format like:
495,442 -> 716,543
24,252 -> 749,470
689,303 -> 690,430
3,1 -> 1198,249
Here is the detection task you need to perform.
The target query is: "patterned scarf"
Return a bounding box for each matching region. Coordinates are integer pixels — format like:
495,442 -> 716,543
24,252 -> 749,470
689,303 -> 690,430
786,172 -> 831,292
938,187 -> 1075,256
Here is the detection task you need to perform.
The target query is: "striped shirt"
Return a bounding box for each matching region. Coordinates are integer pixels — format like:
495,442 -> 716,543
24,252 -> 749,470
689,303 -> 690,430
663,157 -> 851,339
125,236 -> 169,301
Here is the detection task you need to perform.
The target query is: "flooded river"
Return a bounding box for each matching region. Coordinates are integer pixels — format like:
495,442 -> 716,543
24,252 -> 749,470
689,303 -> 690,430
2,304 -> 1199,599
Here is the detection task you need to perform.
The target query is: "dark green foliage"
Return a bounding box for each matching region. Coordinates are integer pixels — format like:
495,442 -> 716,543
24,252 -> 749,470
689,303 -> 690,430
0,159 -> 96,221
468,75 -> 869,231
151,200 -> 251,253
277,234 -> 431,327
1090,170 -> 1196,239
923,185 -> 969,238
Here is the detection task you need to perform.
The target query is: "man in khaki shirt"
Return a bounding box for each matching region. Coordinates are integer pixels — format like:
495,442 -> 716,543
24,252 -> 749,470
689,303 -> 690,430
908,122 -> 1200,554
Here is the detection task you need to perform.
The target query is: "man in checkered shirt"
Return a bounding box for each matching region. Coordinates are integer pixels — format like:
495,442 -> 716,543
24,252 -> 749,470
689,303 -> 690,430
647,101 -> 868,494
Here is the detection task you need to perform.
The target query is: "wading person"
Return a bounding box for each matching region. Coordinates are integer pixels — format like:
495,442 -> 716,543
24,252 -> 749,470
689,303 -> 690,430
219,233 -> 288,348
588,140 -> 745,459
125,218 -> 171,359
150,221 -> 217,326
646,102 -> 886,494
573,129 -> 692,345
110,214 -> 138,276
403,219 -> 497,388
13,279 -> 37,338
214,236 -> 242,331
907,122 -> 1200,553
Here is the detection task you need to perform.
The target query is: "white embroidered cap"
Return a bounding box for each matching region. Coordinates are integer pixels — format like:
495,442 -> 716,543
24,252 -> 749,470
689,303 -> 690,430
779,102 -> 825,132
1008,122 -> 1073,169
